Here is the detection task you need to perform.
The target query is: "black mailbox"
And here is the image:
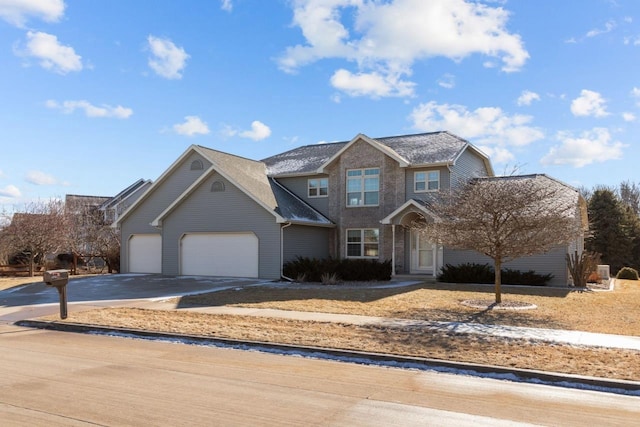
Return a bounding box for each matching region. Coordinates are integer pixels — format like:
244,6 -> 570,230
44,269 -> 70,319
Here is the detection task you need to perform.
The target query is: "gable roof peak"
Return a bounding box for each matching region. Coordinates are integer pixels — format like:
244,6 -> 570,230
316,132 -> 410,172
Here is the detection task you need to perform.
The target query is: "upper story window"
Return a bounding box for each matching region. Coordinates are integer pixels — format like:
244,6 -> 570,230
415,170 -> 440,192
347,168 -> 379,207
308,178 -> 328,198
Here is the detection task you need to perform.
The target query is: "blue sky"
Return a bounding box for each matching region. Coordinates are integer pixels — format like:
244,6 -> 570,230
1,0 -> 639,213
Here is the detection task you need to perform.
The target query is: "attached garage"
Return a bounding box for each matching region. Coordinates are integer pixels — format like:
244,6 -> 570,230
128,234 -> 162,273
180,232 -> 259,278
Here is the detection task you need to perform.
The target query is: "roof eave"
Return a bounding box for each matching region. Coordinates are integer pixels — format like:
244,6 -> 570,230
283,219 -> 335,228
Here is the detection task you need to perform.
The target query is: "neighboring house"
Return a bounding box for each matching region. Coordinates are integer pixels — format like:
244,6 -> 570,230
65,194 -> 112,215
115,132 -> 586,286
99,179 -> 152,224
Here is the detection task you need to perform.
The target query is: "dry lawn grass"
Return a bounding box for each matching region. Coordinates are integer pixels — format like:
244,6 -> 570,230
0,274 -> 101,291
179,280 -> 640,336
45,279 -> 640,382
0,276 -> 42,291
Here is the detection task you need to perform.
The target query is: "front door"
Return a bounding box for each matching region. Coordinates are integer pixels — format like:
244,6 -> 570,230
411,231 -> 439,275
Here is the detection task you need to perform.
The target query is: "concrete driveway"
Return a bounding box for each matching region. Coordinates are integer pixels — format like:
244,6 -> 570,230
0,274 -> 268,323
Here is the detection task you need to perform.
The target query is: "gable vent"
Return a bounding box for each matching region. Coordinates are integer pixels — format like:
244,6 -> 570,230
211,181 -> 225,192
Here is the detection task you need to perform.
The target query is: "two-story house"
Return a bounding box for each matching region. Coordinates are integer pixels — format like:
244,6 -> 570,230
115,132 -> 586,286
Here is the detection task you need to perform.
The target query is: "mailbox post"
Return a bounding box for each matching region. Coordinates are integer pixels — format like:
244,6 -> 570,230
43,269 -> 70,319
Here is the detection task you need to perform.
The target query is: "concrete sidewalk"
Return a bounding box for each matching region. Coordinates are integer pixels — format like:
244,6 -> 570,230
140,300 -> 640,351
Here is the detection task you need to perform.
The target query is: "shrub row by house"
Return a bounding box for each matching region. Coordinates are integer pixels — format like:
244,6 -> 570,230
437,263 -> 553,286
283,256 -> 392,282
616,267 -> 639,280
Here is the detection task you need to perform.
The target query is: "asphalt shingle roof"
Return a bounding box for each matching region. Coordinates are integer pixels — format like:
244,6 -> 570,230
197,146 -> 332,226
261,131 -> 475,176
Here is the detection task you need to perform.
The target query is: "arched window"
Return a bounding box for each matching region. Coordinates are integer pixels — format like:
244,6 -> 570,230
211,181 -> 225,192
190,159 -> 203,170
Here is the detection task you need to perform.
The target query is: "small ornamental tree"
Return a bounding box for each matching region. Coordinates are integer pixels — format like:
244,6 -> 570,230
415,175 -> 584,304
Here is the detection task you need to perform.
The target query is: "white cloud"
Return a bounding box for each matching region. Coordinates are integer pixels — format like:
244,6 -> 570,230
173,116 -> 210,136
0,0 -> 64,27
541,128 -> 626,168
220,0 -> 232,12
623,36 -> 640,45
239,121 -> 271,141
622,112 -> 636,122
0,185 -> 21,198
517,90 -> 540,106
278,0 -> 528,98
631,87 -> 640,106
437,73 -> 455,89
475,146 -> 514,164
570,89 -> 609,117
586,20 -> 616,38
19,31 -> 82,74
330,69 -> 415,98
25,170 -> 56,185
409,101 -> 544,159
46,99 -> 133,118
147,35 -> 189,79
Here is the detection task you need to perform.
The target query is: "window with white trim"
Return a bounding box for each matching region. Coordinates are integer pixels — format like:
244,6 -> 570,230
308,178 -> 328,197
347,168 -> 379,206
346,229 -> 379,258
414,170 -> 440,192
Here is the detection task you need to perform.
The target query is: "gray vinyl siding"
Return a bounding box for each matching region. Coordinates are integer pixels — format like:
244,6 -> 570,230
443,246 -> 569,286
119,152 -> 212,272
450,149 -> 491,188
405,166 -> 451,200
275,176 -> 330,218
283,224 -> 331,263
161,174 -> 282,279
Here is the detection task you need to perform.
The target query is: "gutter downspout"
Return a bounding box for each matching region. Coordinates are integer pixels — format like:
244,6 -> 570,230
280,222 -> 294,281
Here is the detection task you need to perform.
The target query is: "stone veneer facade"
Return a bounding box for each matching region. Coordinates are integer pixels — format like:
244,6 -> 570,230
325,139 -> 407,270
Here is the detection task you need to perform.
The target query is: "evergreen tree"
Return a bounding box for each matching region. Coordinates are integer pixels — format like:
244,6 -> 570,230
586,188 -> 634,273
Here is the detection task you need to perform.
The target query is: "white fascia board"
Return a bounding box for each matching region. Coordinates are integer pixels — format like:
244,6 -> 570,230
380,199 -> 431,224
287,220 -> 336,228
115,145 -> 200,226
316,133 -> 409,173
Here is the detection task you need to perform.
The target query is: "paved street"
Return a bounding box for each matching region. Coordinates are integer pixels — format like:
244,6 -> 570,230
1,324 -> 639,426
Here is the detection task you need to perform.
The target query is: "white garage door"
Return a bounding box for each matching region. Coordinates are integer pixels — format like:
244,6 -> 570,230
181,232 -> 259,278
129,234 -> 162,273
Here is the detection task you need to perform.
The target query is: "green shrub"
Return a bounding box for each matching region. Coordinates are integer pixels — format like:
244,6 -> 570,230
437,263 -> 494,284
502,268 -> 553,286
616,267 -> 639,280
283,256 -> 391,282
437,263 -> 553,286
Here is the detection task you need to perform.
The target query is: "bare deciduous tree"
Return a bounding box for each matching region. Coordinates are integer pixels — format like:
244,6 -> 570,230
619,180 -> 640,217
65,197 -> 120,273
415,175 -> 586,303
2,200 -> 68,276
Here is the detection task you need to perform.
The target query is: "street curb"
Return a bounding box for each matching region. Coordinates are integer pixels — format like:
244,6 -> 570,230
15,319 -> 640,396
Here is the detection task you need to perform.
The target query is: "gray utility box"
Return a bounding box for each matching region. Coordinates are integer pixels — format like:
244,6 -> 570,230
43,269 -> 70,319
